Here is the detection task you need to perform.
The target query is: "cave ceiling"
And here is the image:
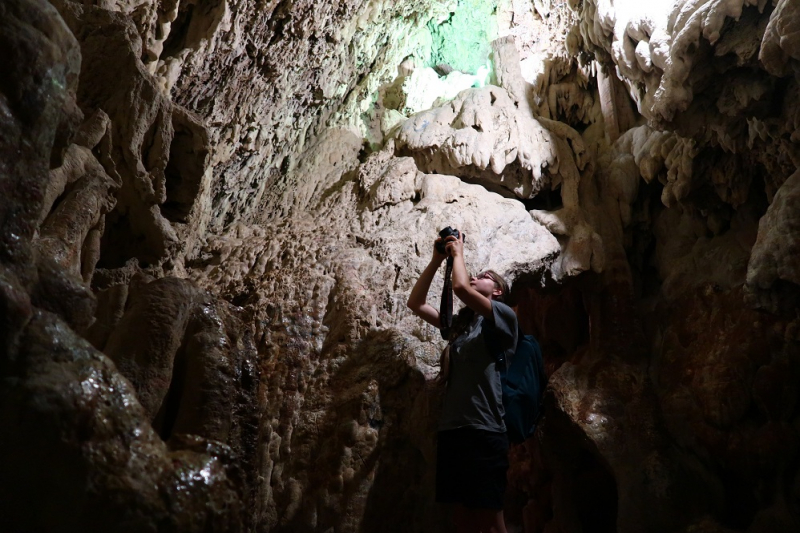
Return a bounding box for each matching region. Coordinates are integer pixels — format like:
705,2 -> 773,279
2,0 -> 800,532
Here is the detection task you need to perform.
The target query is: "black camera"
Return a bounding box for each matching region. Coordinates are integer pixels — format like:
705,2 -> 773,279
435,226 -> 465,254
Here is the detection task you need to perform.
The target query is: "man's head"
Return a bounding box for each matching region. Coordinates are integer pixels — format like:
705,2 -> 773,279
470,269 -> 508,301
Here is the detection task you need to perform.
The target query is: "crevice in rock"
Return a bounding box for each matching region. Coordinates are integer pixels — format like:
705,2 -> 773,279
96,210 -> 147,269
571,447 -> 619,532
161,109 -> 208,223
719,470 -> 759,529
153,336 -> 190,441
521,184 -> 563,211
140,111 -> 162,174
162,2 -> 196,58
523,407 -> 619,533
627,179 -> 664,303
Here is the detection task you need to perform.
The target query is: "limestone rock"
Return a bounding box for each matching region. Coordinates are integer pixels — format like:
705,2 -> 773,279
0,309 -> 243,532
747,168 -> 800,312
0,0 -> 80,288
760,0 -> 800,76
4,0 -> 800,531
396,86 -> 559,198
0,2 -> 258,530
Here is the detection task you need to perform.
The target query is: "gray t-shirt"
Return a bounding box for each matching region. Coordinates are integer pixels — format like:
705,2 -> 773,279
438,300 -> 518,432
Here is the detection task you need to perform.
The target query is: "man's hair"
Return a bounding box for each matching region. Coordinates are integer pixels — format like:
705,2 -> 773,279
484,269 -> 508,302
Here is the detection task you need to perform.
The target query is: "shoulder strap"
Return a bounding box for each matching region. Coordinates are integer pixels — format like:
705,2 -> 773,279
481,319 -> 524,367
438,257 -> 454,339
527,334 -> 547,415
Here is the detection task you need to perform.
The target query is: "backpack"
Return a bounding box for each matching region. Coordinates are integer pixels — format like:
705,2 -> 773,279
483,324 -> 547,444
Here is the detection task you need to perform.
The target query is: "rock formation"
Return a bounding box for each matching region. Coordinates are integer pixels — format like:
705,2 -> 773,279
1,0 -> 799,532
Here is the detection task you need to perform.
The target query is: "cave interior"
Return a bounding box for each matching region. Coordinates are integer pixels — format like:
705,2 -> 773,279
1,0 -> 800,531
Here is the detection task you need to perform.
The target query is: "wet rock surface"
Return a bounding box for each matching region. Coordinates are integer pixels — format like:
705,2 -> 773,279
2,0 -> 800,531
0,0 -> 257,530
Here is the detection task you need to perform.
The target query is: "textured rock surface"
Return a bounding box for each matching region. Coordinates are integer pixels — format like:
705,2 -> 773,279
3,0 -> 800,531
0,0 -> 257,530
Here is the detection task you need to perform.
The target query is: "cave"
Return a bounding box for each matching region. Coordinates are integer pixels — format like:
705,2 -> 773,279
2,0 -> 800,532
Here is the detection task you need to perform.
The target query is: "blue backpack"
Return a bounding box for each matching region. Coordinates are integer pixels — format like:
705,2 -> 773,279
484,324 -> 547,444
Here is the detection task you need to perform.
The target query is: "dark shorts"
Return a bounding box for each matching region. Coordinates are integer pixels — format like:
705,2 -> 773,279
436,427 -> 510,510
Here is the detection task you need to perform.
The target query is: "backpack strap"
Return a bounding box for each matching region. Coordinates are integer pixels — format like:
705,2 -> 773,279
481,318 -> 516,367
528,334 -> 547,418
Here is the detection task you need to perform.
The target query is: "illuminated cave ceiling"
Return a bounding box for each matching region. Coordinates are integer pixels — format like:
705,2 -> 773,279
2,0 -> 800,532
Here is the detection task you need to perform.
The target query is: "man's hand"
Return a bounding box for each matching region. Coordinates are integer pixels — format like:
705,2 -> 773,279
444,232 -> 465,258
447,231 -> 493,319
432,238 -> 447,264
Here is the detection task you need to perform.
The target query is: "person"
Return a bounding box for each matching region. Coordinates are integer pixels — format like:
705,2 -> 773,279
407,232 -> 518,533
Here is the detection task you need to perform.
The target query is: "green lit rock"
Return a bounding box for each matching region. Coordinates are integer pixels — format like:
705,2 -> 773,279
427,0 -> 501,74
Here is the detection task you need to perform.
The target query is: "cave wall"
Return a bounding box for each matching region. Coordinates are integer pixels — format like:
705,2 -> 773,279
2,0 -> 800,532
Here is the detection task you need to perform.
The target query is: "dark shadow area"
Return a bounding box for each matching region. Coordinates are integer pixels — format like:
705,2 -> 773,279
626,177 -> 663,304
572,447 -> 619,532
537,405 -> 619,533
162,3 -> 196,58
521,185 -> 563,211
161,109 -> 208,223
152,335 -> 189,441
161,0 -> 229,59
95,210 -> 152,269
718,470 -> 759,530
510,271 -> 590,373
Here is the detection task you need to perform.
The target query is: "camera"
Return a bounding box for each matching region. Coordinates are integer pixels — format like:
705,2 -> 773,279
436,226 -> 465,254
